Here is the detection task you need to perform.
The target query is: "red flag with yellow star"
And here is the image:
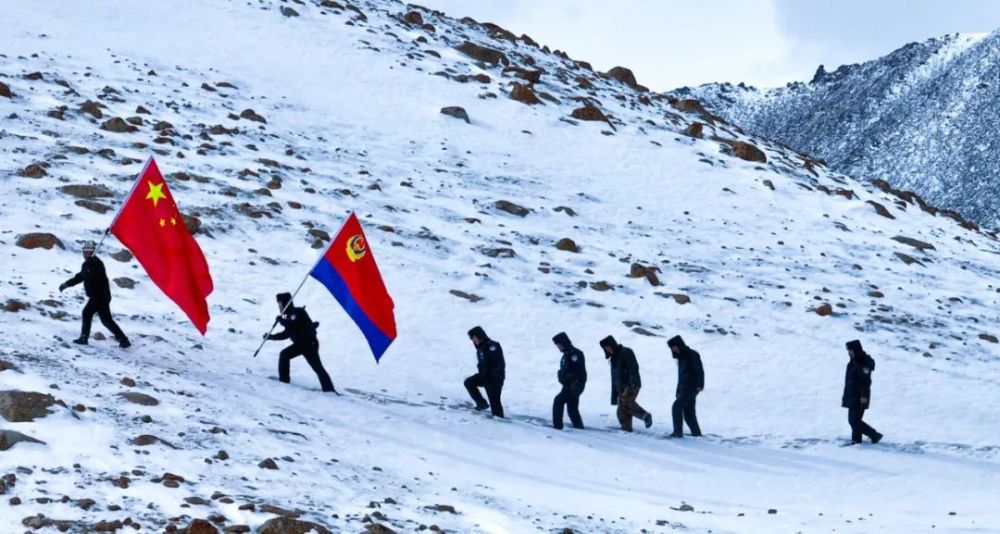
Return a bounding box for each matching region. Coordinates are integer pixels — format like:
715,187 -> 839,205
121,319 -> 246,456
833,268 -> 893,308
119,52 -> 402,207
110,157 -> 213,334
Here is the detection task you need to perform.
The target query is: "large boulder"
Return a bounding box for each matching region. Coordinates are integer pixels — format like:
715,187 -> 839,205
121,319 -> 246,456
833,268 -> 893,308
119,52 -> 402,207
15,233 -> 64,250
455,41 -> 508,66
727,141 -> 767,163
59,184 -> 114,199
509,82 -> 541,105
0,430 -> 45,451
570,105 -> 606,122
100,117 -> 138,133
605,66 -> 646,91
258,517 -> 332,534
119,392 -> 160,406
0,81 -> 12,98
494,200 -> 530,217
20,163 -> 47,178
0,391 -> 57,422
182,519 -> 219,534
440,106 -> 470,123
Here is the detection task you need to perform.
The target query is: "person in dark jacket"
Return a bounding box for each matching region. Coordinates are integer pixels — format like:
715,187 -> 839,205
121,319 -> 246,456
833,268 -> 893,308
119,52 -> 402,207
843,340 -> 883,444
263,292 -> 336,393
464,326 -> 505,418
601,335 -> 652,432
552,332 -> 586,429
668,335 -> 703,437
59,240 -> 130,348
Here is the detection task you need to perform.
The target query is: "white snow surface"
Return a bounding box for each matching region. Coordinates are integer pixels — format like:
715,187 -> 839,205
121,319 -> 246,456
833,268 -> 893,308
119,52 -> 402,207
1,1 -> 999,533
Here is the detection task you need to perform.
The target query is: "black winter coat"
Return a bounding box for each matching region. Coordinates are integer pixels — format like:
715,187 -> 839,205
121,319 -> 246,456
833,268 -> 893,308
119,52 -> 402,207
842,354 -> 875,408
476,338 -> 506,383
676,348 -> 705,397
558,347 -> 587,392
64,256 -> 112,303
270,305 -> 319,346
609,346 -> 641,404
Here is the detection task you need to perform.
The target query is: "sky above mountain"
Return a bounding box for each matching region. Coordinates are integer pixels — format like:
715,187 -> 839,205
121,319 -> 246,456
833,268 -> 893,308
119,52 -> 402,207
421,0 -> 1000,90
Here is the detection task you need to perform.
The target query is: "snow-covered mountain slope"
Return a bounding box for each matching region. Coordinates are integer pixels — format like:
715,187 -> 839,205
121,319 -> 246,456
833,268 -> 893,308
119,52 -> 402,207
2,1 -> 999,533
671,31 -> 1000,229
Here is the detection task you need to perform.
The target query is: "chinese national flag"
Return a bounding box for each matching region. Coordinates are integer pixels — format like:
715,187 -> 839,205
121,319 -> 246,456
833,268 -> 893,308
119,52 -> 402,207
110,157 -> 214,334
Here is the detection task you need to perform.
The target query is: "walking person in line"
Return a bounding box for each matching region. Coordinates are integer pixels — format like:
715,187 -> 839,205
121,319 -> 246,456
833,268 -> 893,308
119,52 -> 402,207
463,326 -> 505,418
601,335 -> 652,432
59,240 -> 131,348
552,332 -> 586,430
668,335 -> 703,438
843,340 -> 883,444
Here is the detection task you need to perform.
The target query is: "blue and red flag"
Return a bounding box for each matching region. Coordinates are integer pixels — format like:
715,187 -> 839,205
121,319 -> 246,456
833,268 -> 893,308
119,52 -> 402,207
310,212 -> 397,361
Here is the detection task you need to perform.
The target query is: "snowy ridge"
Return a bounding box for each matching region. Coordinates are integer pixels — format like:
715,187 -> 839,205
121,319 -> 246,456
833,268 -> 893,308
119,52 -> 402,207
1,1 -> 999,533
673,30 -> 1000,229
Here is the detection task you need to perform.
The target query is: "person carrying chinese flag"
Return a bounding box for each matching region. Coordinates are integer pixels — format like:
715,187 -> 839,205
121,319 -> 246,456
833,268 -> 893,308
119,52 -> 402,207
108,157 -> 214,334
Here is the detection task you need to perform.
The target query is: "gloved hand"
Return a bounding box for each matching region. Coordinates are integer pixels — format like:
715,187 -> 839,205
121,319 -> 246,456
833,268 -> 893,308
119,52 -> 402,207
58,282 -> 67,292
262,333 -> 271,340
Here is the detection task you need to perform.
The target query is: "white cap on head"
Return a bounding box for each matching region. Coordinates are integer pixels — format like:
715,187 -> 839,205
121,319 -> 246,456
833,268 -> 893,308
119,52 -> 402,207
82,240 -> 97,252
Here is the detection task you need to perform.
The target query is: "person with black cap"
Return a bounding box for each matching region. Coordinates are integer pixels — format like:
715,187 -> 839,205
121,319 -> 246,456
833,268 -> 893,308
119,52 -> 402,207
843,340 -> 883,444
464,326 -> 505,417
59,240 -> 131,348
552,332 -> 587,429
601,335 -> 652,432
262,292 -> 336,393
668,335 -> 703,437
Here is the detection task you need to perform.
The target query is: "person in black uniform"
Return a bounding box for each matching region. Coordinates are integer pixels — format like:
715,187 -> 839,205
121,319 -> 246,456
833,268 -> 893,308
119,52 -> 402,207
843,340 -> 883,444
668,335 -> 703,437
552,332 -> 586,430
59,240 -> 131,348
263,292 -> 336,393
463,326 -> 505,417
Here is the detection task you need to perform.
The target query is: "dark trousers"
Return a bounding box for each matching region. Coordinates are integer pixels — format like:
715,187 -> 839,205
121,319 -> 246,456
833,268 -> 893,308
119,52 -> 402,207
464,374 -> 504,418
81,299 -> 126,341
279,342 -> 335,392
553,385 -> 584,429
672,393 -> 701,436
848,406 -> 879,443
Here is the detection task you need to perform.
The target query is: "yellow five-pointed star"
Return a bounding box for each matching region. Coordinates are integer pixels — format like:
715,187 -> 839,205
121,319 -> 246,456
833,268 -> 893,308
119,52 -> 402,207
146,180 -> 166,208
170,217 -> 177,226
159,218 -> 166,227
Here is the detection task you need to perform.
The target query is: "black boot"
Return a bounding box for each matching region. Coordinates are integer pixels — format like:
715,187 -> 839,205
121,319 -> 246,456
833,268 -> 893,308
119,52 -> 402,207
73,337 -> 88,345
118,337 -> 131,349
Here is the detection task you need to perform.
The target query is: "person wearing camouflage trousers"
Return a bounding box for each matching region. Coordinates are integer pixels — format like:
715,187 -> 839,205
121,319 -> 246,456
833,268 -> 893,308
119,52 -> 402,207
601,335 -> 653,432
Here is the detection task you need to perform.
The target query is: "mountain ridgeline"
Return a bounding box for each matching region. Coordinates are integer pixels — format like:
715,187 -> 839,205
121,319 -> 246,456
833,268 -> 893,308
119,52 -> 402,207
672,31 -> 1000,229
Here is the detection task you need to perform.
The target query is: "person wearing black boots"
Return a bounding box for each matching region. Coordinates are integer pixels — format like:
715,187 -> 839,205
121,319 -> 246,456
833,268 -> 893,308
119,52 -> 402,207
843,340 -> 883,445
59,240 -> 131,348
552,332 -> 586,430
464,326 -> 505,418
668,335 -> 703,438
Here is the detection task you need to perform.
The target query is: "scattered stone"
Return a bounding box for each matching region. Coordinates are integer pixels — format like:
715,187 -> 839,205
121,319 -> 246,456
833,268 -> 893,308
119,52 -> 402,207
672,294 -> 691,305
768,509 -> 778,515
590,281 -> 613,292
77,498 -> 96,510
628,263 -> 661,286
866,200 -> 895,219
258,458 -> 279,470
570,105 -> 606,122
0,430 -> 46,451
424,504 -> 458,514
183,519 -> 219,534
59,184 -> 115,199
440,106 -> 469,123
683,122 -> 704,138
510,82 -> 541,105
727,140 -> 767,163
455,41 -> 508,66
555,238 -> 579,252
894,252 -> 923,266
93,519 -> 123,532
129,435 -> 160,446
979,333 -> 998,344
2,300 -> 29,313
101,117 -> 138,133
111,250 -> 133,262
494,200 -> 530,217
113,277 -> 136,289
119,392 -> 159,406
892,235 -> 935,251
281,6 -> 299,17
449,290 -> 482,303
678,504 -> 695,512
0,81 -> 12,98
258,517 -> 332,534
80,100 -> 104,119
15,233 -> 64,250
482,247 -> 515,258
553,206 -> 577,217
762,179 -> 775,191
814,303 -> 833,316
240,109 -> 267,123
20,163 -> 48,178
121,377 -> 137,387
0,391 -> 57,422
403,10 -> 423,25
